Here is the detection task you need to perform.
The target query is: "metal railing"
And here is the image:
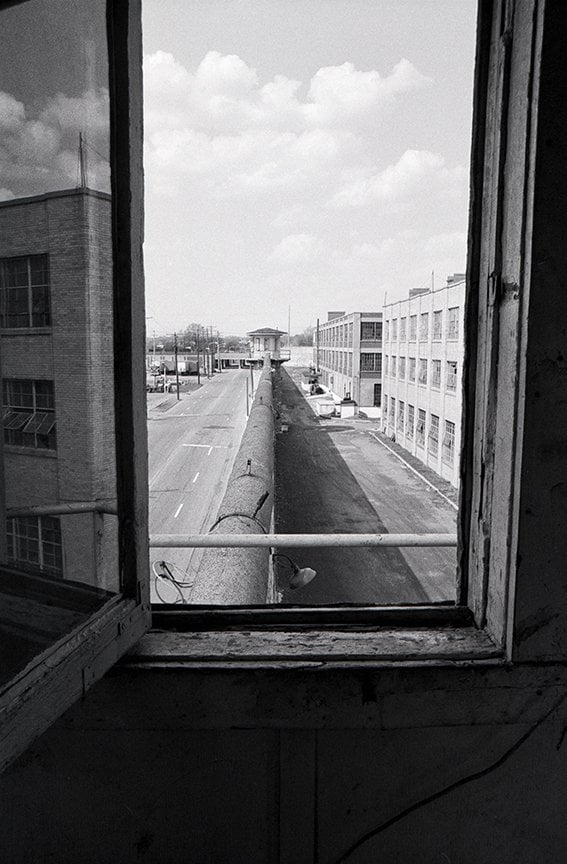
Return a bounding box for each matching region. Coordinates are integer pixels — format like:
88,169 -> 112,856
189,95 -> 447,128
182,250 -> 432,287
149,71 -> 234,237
149,533 -> 457,548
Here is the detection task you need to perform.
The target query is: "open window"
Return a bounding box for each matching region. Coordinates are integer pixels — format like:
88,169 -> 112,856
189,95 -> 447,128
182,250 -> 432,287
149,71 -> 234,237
0,0 -> 150,772
2,0 -> 566,774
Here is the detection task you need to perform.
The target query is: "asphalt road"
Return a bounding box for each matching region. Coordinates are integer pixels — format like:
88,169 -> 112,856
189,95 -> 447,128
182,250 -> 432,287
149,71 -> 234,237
148,368 -> 251,603
274,367 -> 457,605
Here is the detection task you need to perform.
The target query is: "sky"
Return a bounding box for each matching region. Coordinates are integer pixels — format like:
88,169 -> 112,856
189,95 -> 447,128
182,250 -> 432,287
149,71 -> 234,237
142,0 -> 477,336
0,0 -> 477,338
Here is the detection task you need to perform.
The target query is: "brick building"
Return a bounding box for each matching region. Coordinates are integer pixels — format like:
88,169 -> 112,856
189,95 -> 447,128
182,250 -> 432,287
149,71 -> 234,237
0,188 -> 117,589
314,311 -> 382,408
381,275 -> 465,487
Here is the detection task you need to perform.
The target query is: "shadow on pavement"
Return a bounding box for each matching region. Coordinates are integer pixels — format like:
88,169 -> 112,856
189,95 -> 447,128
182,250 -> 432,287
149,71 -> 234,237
274,366 -> 431,605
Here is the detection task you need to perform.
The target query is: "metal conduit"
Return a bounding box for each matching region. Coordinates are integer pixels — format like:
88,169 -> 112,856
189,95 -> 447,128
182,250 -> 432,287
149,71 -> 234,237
7,501 -> 118,517
149,533 -> 458,548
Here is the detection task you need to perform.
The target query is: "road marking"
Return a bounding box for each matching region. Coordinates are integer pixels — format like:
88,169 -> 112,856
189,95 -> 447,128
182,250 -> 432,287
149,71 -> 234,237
193,472 -> 200,483
182,443 -> 228,451
174,503 -> 184,518
368,432 -> 458,511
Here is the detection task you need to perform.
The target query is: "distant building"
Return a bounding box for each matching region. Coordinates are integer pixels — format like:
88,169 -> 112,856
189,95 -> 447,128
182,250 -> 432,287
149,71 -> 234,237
381,274 -> 465,487
314,311 -> 383,408
0,188 -> 117,587
247,327 -> 288,363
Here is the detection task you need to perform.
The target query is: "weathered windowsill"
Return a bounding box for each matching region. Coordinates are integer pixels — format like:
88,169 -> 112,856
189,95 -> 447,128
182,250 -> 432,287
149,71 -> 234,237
125,626 -> 502,670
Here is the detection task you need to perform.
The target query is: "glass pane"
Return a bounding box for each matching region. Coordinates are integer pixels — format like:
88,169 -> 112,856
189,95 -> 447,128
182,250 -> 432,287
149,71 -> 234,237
0,0 -> 119,685
143,0 -> 475,606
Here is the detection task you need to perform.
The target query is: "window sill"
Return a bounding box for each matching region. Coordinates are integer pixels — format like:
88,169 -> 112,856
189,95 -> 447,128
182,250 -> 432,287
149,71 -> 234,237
125,620 -> 503,670
4,445 -> 56,458
0,327 -> 51,336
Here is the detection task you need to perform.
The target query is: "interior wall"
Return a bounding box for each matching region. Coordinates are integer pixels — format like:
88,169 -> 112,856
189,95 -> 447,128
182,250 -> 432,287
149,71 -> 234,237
1,664 -> 566,863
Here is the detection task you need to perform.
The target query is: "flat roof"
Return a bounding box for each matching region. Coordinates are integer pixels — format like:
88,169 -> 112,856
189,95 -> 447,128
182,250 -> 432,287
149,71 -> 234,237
0,187 -> 111,210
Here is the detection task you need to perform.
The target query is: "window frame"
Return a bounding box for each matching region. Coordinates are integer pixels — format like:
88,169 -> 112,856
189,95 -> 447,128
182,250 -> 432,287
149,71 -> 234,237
431,359 -> 442,389
3,377 -> 56,450
4,0 -> 566,760
0,253 -> 51,330
0,0 -> 151,775
130,0 -> 567,674
7,514 -> 63,576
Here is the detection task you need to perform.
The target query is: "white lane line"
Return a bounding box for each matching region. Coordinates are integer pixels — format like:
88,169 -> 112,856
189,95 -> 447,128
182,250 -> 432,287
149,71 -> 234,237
174,503 -> 184,518
182,443 -> 229,451
193,472 -> 200,483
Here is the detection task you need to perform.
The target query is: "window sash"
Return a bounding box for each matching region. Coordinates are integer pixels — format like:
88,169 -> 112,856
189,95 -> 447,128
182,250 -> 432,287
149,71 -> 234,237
0,254 -> 51,329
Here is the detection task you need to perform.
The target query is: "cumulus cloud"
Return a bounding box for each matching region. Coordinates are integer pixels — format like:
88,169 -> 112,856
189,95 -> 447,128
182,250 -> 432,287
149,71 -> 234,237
331,149 -> 465,207
0,87 -> 110,197
144,50 -> 430,137
304,58 -> 430,126
143,50 -> 435,201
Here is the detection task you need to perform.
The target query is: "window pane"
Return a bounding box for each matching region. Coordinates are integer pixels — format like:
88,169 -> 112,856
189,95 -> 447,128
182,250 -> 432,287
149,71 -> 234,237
0,0 -> 120,686
143,1 -> 474,607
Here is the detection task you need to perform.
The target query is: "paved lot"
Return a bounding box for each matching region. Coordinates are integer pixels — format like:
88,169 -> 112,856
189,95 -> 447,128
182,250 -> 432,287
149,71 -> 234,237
274,367 -> 457,605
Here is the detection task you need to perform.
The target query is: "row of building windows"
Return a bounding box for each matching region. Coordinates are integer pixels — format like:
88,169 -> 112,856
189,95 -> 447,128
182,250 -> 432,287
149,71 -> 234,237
384,308 -> 459,344
383,356 -> 457,390
320,350 -> 353,376
319,321 -> 382,348
2,378 -> 57,450
384,395 -> 456,466
0,254 -> 51,329
320,351 -> 382,376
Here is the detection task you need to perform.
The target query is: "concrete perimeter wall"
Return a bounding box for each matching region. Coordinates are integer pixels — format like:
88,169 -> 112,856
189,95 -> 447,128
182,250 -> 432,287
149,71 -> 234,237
190,361 -> 275,604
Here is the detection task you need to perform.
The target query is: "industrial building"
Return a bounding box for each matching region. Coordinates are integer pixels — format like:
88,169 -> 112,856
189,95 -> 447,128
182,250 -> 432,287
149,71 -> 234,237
0,187 -> 117,589
381,275 -> 465,487
314,310 -> 382,409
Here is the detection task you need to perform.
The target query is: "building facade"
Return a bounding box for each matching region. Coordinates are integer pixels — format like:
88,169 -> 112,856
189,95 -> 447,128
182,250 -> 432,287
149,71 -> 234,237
0,188 -> 117,588
314,311 -> 382,408
381,275 -> 465,487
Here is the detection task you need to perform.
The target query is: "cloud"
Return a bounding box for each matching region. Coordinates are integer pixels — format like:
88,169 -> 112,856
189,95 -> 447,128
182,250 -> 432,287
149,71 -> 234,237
0,188 -> 15,201
143,50 -> 433,200
271,233 -> 328,264
144,50 -> 430,137
331,149 -> 466,207
0,87 -> 110,197
304,58 -> 431,126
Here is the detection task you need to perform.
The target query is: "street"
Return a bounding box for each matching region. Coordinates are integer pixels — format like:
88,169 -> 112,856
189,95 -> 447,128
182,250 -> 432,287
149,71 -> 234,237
148,368 -> 251,602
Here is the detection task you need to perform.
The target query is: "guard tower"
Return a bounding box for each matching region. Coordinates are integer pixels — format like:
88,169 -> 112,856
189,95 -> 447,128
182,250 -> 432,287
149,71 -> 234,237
247,327 -> 289,365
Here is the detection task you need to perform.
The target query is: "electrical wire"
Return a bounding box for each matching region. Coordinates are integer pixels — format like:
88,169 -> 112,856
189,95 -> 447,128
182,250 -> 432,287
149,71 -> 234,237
152,559 -> 196,603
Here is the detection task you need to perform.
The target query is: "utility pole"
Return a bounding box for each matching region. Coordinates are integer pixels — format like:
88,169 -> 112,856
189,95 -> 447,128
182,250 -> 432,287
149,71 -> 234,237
173,332 -> 180,400
196,326 -> 201,385
316,317 -> 320,372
